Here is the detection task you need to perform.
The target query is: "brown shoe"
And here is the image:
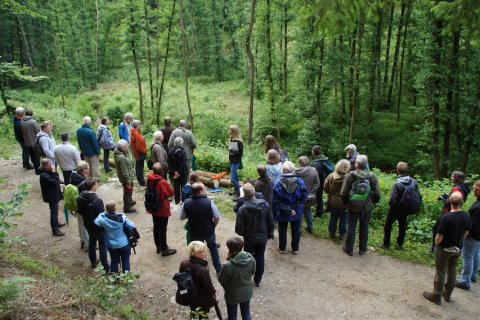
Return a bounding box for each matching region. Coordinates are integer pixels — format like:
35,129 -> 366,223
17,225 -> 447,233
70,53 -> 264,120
53,230 -> 65,237
442,290 -> 452,302
423,291 -> 441,305
124,207 -> 137,213
58,222 -> 66,228
161,248 -> 177,256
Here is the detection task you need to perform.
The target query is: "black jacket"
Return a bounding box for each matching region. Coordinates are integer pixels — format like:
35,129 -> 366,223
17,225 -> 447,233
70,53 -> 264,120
39,170 -> 62,203
468,198 -> 480,241
228,139 -> 243,164
389,175 -> 419,214
254,177 -> 273,207
77,191 -> 105,233
235,198 -> 275,244
70,171 -> 87,192
183,195 -> 215,240
167,146 -> 188,182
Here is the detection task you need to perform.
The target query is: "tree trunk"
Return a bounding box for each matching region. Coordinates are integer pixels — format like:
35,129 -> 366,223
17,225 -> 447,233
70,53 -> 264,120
387,2 -> 406,108
211,0 -> 223,81
246,0 -> 257,145
179,0 -> 194,133
266,0 -> 277,138
354,11 -> 365,112
431,18 -> 443,179
382,4 -> 395,103
95,0 -> 100,84
348,29 -> 357,118
144,0 -> 155,111
314,36 -> 325,127
396,1 -> 411,121
15,16 -> 33,67
283,2 -> 288,97
129,0 -> 144,122
369,8 -> 382,123
339,36 -> 346,117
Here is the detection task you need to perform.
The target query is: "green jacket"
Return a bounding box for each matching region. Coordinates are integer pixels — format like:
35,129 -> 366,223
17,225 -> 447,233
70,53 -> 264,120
218,251 -> 255,304
114,148 -> 134,186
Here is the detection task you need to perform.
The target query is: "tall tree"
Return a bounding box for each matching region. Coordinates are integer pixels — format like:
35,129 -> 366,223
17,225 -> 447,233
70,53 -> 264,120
381,3 -> 394,105
387,2 -> 406,108
144,0 -> 154,111
179,0 -> 194,133
265,0 -> 277,137
128,0 -> 144,122
246,0 -> 257,144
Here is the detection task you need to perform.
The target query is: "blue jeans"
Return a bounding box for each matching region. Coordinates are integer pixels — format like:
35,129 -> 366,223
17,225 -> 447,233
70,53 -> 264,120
244,241 -> 267,285
328,207 -> 349,237
49,201 -> 59,232
109,244 -> 131,273
278,219 -> 301,252
230,162 -> 241,194
303,207 -> 313,232
205,233 -> 222,273
458,236 -> 480,287
227,300 -> 251,320
88,231 -> 109,272
103,148 -> 111,171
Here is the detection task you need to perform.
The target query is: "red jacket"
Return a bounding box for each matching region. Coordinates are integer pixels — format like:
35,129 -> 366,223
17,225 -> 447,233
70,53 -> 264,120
146,172 -> 174,217
130,128 -> 147,160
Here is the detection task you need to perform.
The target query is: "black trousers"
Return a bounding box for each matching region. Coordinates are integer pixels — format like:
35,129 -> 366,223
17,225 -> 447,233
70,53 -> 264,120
62,170 -> 73,185
315,180 -> 325,216
135,156 -> 146,186
345,210 -> 371,253
152,216 -> 169,250
173,179 -> 187,204
26,146 -> 40,174
383,209 -> 408,247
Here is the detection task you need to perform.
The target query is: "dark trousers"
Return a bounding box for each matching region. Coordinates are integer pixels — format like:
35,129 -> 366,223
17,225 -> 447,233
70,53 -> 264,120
103,148 -> 111,171
278,219 -> 301,252
173,179 -> 187,204
135,156 -> 146,186
345,210 -> 371,253
26,146 -> 40,174
88,230 -> 109,272
109,244 -> 131,273
315,181 -> 324,217
62,170 -> 72,185
383,209 -> 408,247
123,188 -> 134,211
18,141 -> 30,168
328,207 -> 348,237
227,300 -> 251,320
48,201 -> 59,232
244,241 -> 267,285
152,216 -> 169,250
433,246 -> 461,297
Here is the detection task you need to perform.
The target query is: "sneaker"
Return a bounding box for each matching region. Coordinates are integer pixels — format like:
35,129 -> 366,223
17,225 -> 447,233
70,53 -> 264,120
52,230 -> 65,237
124,207 -> 137,213
423,291 -> 441,305
278,249 -> 286,254
378,243 -> 390,250
359,250 -> 366,255
161,248 -> 177,256
343,245 -> 353,257
291,250 -> 298,255
58,222 -> 66,228
455,282 -> 470,291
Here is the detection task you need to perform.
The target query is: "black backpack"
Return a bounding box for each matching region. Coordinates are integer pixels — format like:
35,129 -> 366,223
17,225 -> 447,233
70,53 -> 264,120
397,179 -> 422,215
144,180 -> 161,212
123,221 -> 140,254
34,135 -> 46,157
173,268 -> 199,306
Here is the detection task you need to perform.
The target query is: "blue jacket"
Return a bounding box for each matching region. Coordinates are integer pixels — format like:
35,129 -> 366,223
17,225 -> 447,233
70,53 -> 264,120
77,124 -> 100,157
94,212 -> 135,249
118,122 -> 130,142
13,116 -> 24,143
273,174 -> 308,223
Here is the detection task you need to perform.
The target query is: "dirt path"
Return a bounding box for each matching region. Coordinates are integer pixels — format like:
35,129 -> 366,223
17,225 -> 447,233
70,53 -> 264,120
2,159 -> 478,320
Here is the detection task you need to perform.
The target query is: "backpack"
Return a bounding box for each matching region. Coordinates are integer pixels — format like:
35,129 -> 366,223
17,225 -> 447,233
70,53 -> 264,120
64,184 -> 79,211
349,176 -> 371,207
34,135 -> 46,157
173,268 -> 199,306
397,179 -> 422,215
321,160 -> 334,180
144,180 -> 161,212
124,221 -> 140,254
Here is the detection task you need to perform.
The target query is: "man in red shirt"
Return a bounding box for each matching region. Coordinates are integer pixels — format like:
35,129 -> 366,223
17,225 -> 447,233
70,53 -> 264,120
130,120 -> 147,186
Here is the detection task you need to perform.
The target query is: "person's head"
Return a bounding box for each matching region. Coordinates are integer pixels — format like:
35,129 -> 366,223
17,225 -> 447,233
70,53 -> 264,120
298,156 -> 310,167
77,160 -> 90,176
15,107 -> 25,118
266,149 -> 281,165
153,130 -> 164,142
174,136 -> 184,147
264,135 -> 278,153
191,182 -> 205,196
187,241 -> 207,259
257,165 -> 267,178
226,237 -> 244,260
131,120 -> 142,129
85,177 -> 98,191
450,171 -> 465,184
25,109 -> 33,116
101,117 -> 109,126
189,171 -> 200,184
164,116 -> 172,126
345,144 -> 357,157
117,139 -> 129,152
152,162 -> 167,175
61,132 -> 69,142
335,159 -> 351,175
397,162 -> 408,175
473,180 -> 480,198
311,145 -> 322,157
179,120 -> 187,128
105,200 -> 117,214
282,161 -> 295,174
41,158 -> 53,172
83,116 -> 92,126
449,191 -> 464,210
229,125 -> 242,140
355,155 -> 368,170
242,183 -> 255,200
124,112 -> 133,123
41,121 -> 52,133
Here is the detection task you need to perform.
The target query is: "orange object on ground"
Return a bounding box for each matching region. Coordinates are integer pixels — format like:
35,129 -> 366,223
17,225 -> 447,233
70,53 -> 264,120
212,172 -> 227,180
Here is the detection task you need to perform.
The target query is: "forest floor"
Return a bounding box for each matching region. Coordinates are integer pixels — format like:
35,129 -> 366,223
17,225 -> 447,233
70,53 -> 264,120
2,158 -> 479,320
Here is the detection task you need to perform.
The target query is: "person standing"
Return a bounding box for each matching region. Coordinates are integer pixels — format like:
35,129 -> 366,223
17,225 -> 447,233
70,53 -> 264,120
97,117 -> 116,172
218,237 -> 256,320
265,149 -> 283,186
273,161 -> 308,254
71,161 -> 90,250
37,121 -> 56,165
228,125 -> 243,197
13,107 -> 31,170
324,160 -> 350,240
168,137 -> 189,204
253,165 -> 273,208
235,183 -> 274,287
340,155 -> 381,256
456,179 -> 480,290
77,116 -> 101,178
118,112 -> 133,142
130,120 -> 147,186
311,145 -> 331,218
146,163 -> 177,256
21,109 -> 41,173
160,116 -> 175,149
114,139 -> 136,213
180,182 -> 222,273
423,191 -> 470,305
295,156 -> 320,234
54,132 -> 81,185
168,120 -> 197,170
151,131 -> 168,173
345,144 -> 359,172
39,158 -> 66,236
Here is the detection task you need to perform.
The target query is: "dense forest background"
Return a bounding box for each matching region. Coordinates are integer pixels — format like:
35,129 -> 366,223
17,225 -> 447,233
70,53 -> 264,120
1,0 -> 480,179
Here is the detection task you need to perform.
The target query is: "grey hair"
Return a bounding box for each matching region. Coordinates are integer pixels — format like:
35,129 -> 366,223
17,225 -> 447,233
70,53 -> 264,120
77,160 -> 90,172
124,112 -> 133,120
83,116 -> 91,125
131,120 -> 141,129
179,120 -> 187,128
153,130 -> 163,140
174,136 -> 184,147
355,155 -> 368,170
298,156 -> 310,167
117,139 -> 129,150
282,161 -> 295,174
335,159 -> 351,174
15,107 -> 25,116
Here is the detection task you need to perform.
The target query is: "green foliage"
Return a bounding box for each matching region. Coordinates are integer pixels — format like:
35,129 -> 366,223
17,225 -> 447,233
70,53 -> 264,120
195,144 -> 230,173
0,183 -> 29,248
0,276 -> 33,312
0,62 -> 47,83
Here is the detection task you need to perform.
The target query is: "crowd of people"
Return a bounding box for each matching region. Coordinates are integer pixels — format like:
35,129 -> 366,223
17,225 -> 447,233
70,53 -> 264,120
11,106 -> 480,318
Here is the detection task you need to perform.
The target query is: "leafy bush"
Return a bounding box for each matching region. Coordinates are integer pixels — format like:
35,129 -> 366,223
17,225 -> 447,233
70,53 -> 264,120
87,269 -> 140,309
195,144 -> 230,173
0,277 -> 33,312
107,104 -> 127,126
0,183 -> 29,247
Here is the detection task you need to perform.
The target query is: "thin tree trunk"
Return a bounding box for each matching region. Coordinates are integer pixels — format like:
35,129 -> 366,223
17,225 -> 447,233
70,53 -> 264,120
129,0 -> 144,122
144,0 -> 155,111
432,18 -> 443,179
52,36 -> 66,116
266,0 -> 277,138
396,1 -> 411,122
314,37 -> 325,127
95,0 -> 100,85
369,8 -> 382,123
460,81 -> 480,172
179,0 -> 194,133
354,11 -> 365,112
339,36 -> 346,117
333,38 -> 338,99
246,0 -> 257,145
387,2 -> 406,108
348,30 -> 357,118
283,2 -> 288,97
16,17 -> 33,67
211,0 -> 223,81
382,4 -> 395,103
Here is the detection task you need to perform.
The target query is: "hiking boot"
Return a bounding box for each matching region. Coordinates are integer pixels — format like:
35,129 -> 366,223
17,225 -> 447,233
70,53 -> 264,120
156,247 -> 162,254
455,282 -> 470,291
124,207 -> 137,213
131,201 -> 137,206
343,245 -> 353,256
378,243 -> 390,250
52,230 -> 65,237
471,277 -> 478,283
423,291 -> 441,305
58,222 -> 66,228
442,290 -> 452,302
162,248 -> 177,256
305,227 -> 313,234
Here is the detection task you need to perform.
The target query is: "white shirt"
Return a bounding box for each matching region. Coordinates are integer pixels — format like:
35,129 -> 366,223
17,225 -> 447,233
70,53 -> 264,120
54,142 -> 81,171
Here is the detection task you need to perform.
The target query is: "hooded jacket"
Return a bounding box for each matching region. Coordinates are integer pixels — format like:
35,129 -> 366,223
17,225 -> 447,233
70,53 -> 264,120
340,169 -> 381,213
218,251 -> 256,304
130,128 -> 147,160
77,191 -> 105,233
389,175 -> 419,213
273,174 -> 308,223
295,166 -> 320,205
114,148 -> 135,186
37,130 -> 56,161
94,212 -> 135,249
178,256 -> 216,309
77,124 -> 100,157
70,171 -> 87,192
254,176 -> 273,207
145,172 -> 174,217
266,162 -> 283,186
324,172 -> 349,210
312,154 -> 330,183
235,198 -> 274,244
21,115 -> 40,147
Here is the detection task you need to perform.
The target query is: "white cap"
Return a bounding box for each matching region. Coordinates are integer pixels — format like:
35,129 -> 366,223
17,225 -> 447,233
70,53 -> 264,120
345,144 -> 357,152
